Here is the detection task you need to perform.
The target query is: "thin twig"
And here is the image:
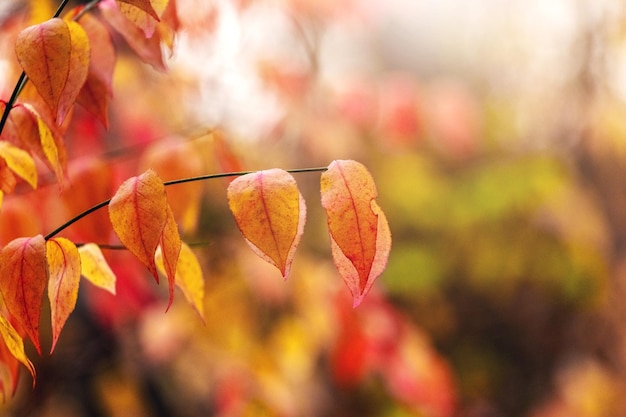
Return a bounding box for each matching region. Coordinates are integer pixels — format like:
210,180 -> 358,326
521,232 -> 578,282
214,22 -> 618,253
44,167 -> 328,240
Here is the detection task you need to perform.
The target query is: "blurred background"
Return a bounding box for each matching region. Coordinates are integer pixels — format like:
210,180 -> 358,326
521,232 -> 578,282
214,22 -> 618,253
2,0 -> 626,416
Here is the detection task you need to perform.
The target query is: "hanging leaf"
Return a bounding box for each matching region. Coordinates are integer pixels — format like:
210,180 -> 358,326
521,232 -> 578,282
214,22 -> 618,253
156,242 -> 205,321
0,142 -> 37,189
116,0 -> 165,38
74,12 -> 117,128
0,235 -> 48,354
320,160 -> 391,307
1,103 -> 65,184
227,169 -> 306,280
78,243 -> 116,294
109,169 -> 168,281
46,238 -> 81,354
158,205 -> 181,310
15,18 -> 90,124
0,336 -> 21,400
100,0 -> 166,71
0,314 -> 35,386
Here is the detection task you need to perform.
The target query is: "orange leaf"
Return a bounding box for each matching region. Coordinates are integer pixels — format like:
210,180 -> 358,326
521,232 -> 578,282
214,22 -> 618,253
0,235 -> 47,354
74,12 -> 116,127
109,169 -> 167,281
100,0 -> 166,71
227,169 -> 306,279
78,243 -> 116,294
46,238 -> 81,354
320,160 -> 391,307
156,242 -> 205,321
116,0 -> 164,37
15,18 -> 90,124
0,313 -> 35,387
158,205 -> 181,309
0,142 -> 37,189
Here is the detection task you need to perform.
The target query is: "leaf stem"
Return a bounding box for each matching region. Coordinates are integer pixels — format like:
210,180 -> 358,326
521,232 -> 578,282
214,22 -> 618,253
44,167 -> 328,240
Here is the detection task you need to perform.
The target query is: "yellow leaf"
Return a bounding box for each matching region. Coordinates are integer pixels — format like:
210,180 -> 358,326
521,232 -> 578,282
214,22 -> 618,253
78,243 -> 116,294
159,205 -> 181,309
15,18 -> 90,124
321,160 -> 392,307
46,238 -> 81,353
23,103 -> 63,184
109,170 -> 167,281
0,142 -> 37,189
0,314 -> 35,386
156,242 -> 205,321
227,169 -> 306,280
0,235 -> 47,354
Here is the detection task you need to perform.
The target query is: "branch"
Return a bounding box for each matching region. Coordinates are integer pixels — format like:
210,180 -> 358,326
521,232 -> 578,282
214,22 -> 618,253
0,0 -> 101,136
44,167 -> 328,240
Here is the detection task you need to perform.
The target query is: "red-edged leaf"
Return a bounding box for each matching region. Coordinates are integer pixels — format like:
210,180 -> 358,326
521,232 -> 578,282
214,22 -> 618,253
116,0 -> 169,38
109,169 -> 167,281
46,238 -> 81,353
227,169 -> 306,280
320,160 -> 391,307
100,0 -> 166,71
156,242 -> 205,321
74,12 -> 116,127
15,18 -> 90,124
0,313 -> 35,388
0,235 -> 48,354
158,205 -> 181,310
78,243 -> 116,294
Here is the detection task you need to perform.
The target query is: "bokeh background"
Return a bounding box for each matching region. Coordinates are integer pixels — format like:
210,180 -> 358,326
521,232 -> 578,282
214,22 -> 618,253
2,0 -> 626,416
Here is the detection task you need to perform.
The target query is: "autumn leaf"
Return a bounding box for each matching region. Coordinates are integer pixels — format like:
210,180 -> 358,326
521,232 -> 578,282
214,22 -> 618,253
78,243 -> 116,294
156,242 -> 205,321
74,12 -> 117,127
0,235 -> 48,354
46,238 -> 81,354
0,142 -> 37,189
23,103 -> 63,183
158,205 -> 182,309
100,0 -> 166,71
109,169 -> 168,281
15,18 -> 90,124
116,0 -> 165,38
227,169 -> 306,280
0,313 -> 35,386
320,160 -> 391,307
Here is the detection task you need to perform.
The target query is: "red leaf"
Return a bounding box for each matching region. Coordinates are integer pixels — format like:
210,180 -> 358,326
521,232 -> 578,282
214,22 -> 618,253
320,160 -> 391,307
0,235 -> 48,354
109,169 -> 167,281
74,12 -> 116,127
15,18 -> 90,124
227,169 -> 306,279
46,238 -> 81,353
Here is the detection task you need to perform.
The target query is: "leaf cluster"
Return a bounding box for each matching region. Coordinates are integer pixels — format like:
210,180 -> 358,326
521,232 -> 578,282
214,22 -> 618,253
0,0 -> 391,397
